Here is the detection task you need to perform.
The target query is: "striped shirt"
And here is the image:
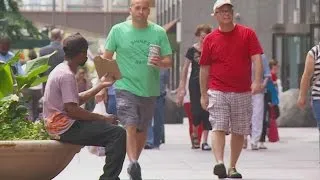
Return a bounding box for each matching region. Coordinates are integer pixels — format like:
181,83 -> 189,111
308,44 -> 320,100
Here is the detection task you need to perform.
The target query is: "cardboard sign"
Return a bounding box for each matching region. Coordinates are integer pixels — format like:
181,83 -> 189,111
93,56 -> 121,80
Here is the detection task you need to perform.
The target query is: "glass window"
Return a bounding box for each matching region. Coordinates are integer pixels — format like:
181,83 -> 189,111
172,3 -> 176,20
287,36 -> 301,88
312,27 -> 320,45
277,0 -> 284,23
275,36 -> 283,80
274,34 -> 311,91
177,0 -> 181,19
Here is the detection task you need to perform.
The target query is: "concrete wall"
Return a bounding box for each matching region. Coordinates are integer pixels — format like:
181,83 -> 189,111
180,0 -> 278,63
180,0 -> 213,61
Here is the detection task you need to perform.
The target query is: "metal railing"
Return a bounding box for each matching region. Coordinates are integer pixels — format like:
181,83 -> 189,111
19,0 -> 130,12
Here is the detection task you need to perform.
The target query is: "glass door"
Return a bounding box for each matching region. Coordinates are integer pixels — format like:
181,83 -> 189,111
273,34 -> 311,91
311,24 -> 320,46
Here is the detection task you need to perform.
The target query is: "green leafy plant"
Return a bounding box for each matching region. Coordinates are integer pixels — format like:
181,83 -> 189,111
0,94 -> 49,140
15,52 -> 53,92
0,51 -> 19,98
0,63 -> 14,98
0,51 -> 55,140
0,51 -> 54,98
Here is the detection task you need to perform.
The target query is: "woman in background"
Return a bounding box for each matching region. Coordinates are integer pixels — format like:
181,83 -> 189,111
182,64 -> 203,148
177,24 -> 212,150
297,43 -> 320,162
76,66 -> 93,110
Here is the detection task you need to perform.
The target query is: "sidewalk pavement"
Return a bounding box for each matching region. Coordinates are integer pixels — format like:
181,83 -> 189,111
54,119 -> 320,180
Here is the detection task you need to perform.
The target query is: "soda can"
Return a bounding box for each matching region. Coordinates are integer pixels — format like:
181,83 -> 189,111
147,44 -> 161,67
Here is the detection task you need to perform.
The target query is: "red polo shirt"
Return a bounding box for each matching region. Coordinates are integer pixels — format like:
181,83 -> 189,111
199,24 -> 263,92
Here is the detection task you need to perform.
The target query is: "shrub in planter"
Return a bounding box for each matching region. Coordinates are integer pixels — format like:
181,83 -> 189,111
0,51 -> 81,179
0,51 -> 52,140
0,94 -> 49,140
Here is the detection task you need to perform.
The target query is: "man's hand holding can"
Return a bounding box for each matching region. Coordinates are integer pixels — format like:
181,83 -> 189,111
148,56 -> 162,67
147,44 -> 161,68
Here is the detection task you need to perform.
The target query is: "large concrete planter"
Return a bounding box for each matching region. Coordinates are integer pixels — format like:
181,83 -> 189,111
0,140 -> 81,180
277,89 -> 317,127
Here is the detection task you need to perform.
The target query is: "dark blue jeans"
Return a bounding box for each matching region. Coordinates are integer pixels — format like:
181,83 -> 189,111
312,100 -> 320,129
146,94 -> 165,147
106,95 -> 117,115
313,100 -> 320,163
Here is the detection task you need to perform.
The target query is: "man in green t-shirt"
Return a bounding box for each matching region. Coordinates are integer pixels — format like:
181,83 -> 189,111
96,0 -> 172,179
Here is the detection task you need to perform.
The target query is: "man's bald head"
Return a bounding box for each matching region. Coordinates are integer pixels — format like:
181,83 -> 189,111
130,0 -> 150,7
50,28 -> 63,42
130,0 -> 151,24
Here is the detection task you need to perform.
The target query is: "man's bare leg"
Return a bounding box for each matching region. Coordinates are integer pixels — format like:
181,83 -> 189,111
136,129 -> 148,159
126,126 -> 138,162
126,126 -> 143,180
230,133 -> 244,168
212,131 -> 228,178
212,131 -> 226,162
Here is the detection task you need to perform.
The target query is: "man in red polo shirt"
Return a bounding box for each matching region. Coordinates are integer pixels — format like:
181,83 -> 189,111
199,0 -> 263,179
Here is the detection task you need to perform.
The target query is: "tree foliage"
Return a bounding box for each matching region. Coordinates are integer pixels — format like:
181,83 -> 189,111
0,0 -> 48,41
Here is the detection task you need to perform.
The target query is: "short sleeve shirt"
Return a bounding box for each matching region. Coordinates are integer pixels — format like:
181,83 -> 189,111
185,46 -> 201,81
199,24 -> 263,92
105,21 -> 172,97
308,44 -> 320,100
43,62 -> 79,136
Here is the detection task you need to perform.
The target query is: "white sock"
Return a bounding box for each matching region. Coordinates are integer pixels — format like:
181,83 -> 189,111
130,160 -> 137,164
218,160 -> 224,164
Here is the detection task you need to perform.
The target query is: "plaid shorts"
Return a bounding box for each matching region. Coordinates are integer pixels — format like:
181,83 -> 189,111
207,90 -> 252,135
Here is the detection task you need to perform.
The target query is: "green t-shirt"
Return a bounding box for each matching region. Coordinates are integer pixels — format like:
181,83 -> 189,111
105,20 -> 172,97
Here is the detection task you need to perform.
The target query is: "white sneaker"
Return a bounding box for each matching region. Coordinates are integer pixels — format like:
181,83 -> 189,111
258,143 -> 267,149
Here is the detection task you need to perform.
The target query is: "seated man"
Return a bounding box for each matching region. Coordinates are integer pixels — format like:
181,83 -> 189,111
43,33 -> 126,180
0,36 -> 24,75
